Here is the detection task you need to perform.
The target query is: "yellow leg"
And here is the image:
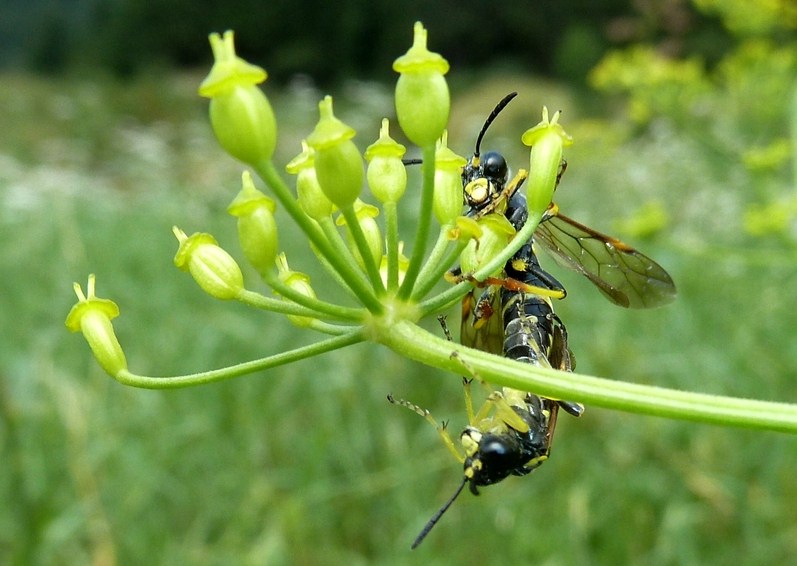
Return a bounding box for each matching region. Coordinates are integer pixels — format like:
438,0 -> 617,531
387,394 -> 464,464
487,391 -> 531,434
449,353 -> 526,433
450,352 -> 484,426
462,377 -> 476,426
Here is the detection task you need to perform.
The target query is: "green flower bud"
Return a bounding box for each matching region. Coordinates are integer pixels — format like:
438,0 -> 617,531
173,227 -> 244,300
433,131 -> 467,225
393,22 -> 450,146
336,200 -> 383,269
447,215 -> 482,244
459,213 -> 515,275
286,141 -> 334,220
306,96 -> 363,208
364,119 -> 407,203
521,107 -> 573,217
227,171 -> 279,275
275,253 -> 316,328
65,274 -> 128,377
199,31 -> 277,165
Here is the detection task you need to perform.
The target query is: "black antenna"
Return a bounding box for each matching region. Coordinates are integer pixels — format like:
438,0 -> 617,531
411,476 -> 469,549
474,92 -> 518,158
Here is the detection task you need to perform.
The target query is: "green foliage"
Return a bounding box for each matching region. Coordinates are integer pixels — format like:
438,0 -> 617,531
692,0 -> 797,35
590,2 -> 797,241
589,46 -> 711,125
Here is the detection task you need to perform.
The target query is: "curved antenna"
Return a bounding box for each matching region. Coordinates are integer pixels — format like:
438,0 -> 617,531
474,91 -> 518,158
411,476 -> 469,549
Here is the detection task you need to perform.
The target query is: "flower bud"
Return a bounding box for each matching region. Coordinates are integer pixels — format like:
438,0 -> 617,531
521,107 -> 573,217
286,141 -> 334,220
393,22 -> 450,146
199,31 -> 277,165
65,274 -> 128,377
459,213 -> 515,275
336,200 -> 383,269
306,96 -> 363,208
275,253 -> 317,328
433,131 -> 467,225
364,119 -> 407,203
447,215 -> 482,244
227,171 -> 279,275
173,227 -> 244,300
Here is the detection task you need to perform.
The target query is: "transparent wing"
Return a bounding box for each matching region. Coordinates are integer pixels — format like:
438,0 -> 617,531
535,211 -> 676,309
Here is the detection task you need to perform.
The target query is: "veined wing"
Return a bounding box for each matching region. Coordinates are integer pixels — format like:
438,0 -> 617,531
535,210 -> 676,309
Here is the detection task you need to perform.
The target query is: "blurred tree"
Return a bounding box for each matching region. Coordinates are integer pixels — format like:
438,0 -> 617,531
0,0 -> 739,85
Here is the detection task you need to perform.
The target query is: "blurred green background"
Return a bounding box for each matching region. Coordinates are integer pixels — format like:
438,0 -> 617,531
3,1 -> 797,564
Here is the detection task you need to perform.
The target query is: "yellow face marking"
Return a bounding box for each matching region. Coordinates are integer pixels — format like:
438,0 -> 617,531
465,178 -> 489,205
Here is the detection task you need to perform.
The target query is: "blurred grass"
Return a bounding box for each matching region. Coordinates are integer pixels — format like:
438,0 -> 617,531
2,69 -> 797,565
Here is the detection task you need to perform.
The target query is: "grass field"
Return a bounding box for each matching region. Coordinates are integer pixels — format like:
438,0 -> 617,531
2,69 -> 797,565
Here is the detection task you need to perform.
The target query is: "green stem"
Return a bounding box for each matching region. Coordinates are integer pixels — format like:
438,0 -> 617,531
411,229 -> 466,302
257,160 -> 382,313
114,330 -> 365,389
398,144 -> 436,299
379,320 -> 797,433
424,209 -> 545,315
307,234 -> 361,301
475,209 -> 543,285
237,289 -> 333,318
306,320 -> 361,335
254,275 -> 364,322
340,206 -> 385,293
315,217 -> 383,311
383,201 -> 400,292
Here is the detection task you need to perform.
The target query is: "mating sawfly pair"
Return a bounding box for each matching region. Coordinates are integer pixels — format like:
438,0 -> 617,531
390,92 -> 676,548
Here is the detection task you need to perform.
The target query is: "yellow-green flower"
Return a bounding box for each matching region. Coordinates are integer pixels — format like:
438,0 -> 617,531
65,275 -> 128,377
306,96 -> 364,208
286,141 -> 335,221
173,227 -> 244,300
393,22 -> 450,146
228,171 -> 279,276
275,254 -> 317,328
459,213 -> 515,275
365,119 -> 407,204
521,107 -> 573,217
199,31 -> 277,165
433,131 -> 467,225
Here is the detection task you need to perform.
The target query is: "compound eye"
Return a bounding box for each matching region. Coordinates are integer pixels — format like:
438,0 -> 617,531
479,438 -> 511,466
481,152 -> 507,182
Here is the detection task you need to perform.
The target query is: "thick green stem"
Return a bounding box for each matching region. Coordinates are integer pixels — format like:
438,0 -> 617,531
379,320 -> 797,433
